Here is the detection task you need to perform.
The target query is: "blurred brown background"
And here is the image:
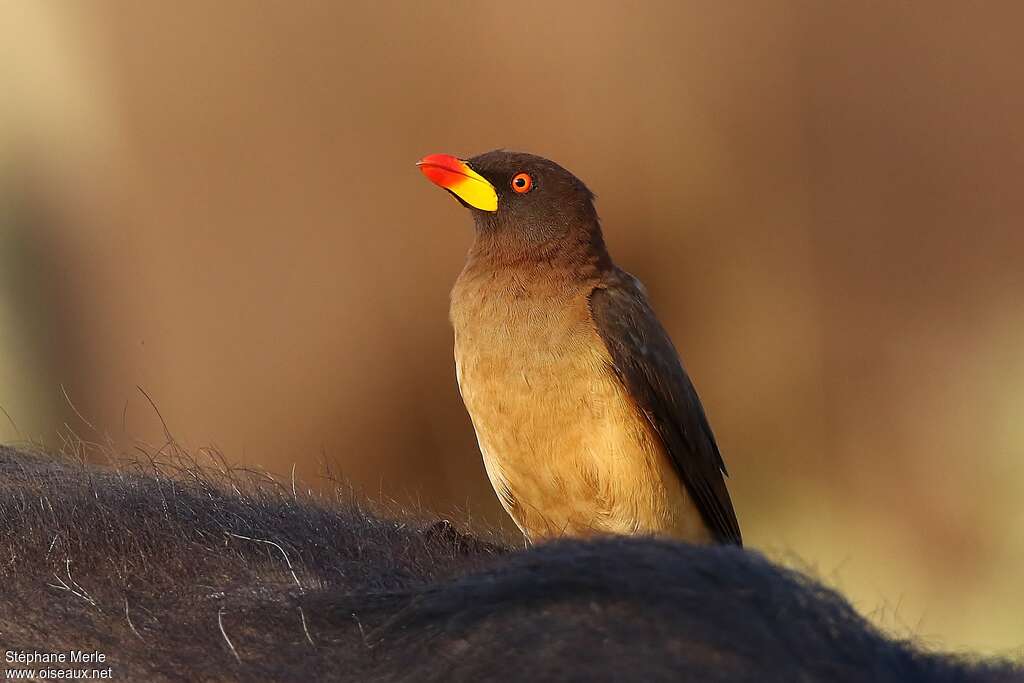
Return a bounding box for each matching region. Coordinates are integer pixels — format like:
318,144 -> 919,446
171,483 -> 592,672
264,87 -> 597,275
1,1 -> 1021,654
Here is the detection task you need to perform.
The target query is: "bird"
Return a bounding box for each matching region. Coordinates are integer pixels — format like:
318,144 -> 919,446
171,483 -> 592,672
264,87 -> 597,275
417,150 -> 741,546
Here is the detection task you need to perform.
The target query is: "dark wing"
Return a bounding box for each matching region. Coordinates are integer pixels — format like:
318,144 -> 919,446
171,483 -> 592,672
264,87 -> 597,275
589,269 -> 742,545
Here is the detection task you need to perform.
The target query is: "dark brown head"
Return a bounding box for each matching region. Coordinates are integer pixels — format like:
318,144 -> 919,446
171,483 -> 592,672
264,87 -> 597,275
418,150 -> 603,255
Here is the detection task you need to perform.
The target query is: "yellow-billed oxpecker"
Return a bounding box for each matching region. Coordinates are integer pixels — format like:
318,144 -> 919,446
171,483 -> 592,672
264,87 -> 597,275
418,151 -> 742,546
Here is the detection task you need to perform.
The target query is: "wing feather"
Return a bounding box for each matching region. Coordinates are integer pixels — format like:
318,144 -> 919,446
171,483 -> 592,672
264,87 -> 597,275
589,269 -> 742,545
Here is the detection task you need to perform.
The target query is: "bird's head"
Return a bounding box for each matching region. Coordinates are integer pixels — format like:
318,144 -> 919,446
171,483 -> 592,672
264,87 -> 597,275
417,150 -> 599,247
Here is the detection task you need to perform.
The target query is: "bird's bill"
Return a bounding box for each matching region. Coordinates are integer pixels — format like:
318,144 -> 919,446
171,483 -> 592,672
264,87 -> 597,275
417,154 -> 498,212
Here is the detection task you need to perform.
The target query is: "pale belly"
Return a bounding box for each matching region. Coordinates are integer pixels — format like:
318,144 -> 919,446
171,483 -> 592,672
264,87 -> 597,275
451,282 -> 710,543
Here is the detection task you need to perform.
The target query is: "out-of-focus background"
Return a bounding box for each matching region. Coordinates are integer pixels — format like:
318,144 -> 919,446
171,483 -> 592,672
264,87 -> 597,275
1,1 -> 1021,654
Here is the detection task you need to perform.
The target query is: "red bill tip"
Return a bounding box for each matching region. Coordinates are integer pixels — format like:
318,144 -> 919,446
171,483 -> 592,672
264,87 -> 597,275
417,153 -> 469,189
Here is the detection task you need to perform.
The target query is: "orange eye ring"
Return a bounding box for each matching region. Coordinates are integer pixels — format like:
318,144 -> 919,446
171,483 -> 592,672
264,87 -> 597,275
511,172 -> 533,193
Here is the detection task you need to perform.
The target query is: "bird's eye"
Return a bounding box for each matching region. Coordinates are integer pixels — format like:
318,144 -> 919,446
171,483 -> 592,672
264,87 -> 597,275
511,172 -> 533,193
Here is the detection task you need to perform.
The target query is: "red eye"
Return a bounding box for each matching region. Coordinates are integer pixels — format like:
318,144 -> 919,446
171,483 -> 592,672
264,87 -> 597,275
511,172 -> 533,193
